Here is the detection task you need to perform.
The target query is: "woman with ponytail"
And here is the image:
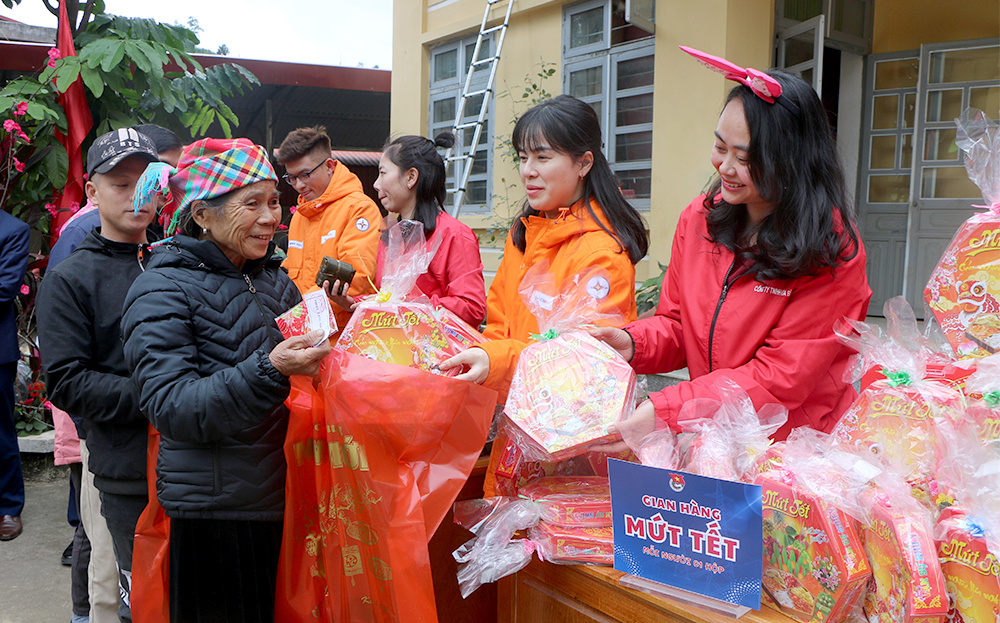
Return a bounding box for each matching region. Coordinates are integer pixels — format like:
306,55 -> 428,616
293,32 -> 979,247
328,132 -> 487,327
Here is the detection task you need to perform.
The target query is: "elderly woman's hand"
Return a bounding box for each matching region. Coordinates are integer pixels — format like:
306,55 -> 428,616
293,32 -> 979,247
269,330 -> 332,377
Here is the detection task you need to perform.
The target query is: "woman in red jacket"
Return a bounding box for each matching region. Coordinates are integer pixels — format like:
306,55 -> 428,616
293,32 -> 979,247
327,132 -> 487,327
594,50 -> 871,443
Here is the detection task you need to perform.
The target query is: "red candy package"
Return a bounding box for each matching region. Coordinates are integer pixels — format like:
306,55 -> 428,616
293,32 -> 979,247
518,476 -> 612,528
859,478 -> 949,623
500,262 -> 635,475
276,289 -> 338,344
529,522 -> 614,565
334,219 -> 486,375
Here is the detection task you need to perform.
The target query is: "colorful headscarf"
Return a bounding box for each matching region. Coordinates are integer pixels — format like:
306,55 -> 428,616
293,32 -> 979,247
133,137 -> 277,236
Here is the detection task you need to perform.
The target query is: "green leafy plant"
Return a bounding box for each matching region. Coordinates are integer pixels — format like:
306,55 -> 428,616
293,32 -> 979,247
636,262 -> 667,315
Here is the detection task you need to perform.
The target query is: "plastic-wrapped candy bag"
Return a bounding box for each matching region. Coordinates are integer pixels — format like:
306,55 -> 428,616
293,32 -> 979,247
680,380 -> 787,482
335,219 -> 486,375
959,351 -> 1000,443
502,263 -> 636,464
858,472 -> 949,623
931,413 -> 1000,623
925,108 -> 1000,359
833,299 -> 967,500
755,429 -> 877,622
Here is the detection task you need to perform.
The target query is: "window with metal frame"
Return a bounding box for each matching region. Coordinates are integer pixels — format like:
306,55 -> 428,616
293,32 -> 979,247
563,0 -> 655,211
429,34 -> 494,213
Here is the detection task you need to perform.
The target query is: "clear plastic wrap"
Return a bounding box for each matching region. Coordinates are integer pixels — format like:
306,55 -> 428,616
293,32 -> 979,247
452,476 -> 616,597
334,219 -> 486,375
930,411 -> 1000,623
858,473 -> 949,623
833,300 -> 967,498
924,108 -> 1000,359
755,429 -> 877,622
518,476 -> 612,527
503,262 -> 636,462
679,380 -> 788,482
958,351 -> 1000,443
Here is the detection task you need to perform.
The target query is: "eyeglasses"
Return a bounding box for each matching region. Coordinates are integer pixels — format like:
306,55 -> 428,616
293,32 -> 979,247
282,159 -> 327,184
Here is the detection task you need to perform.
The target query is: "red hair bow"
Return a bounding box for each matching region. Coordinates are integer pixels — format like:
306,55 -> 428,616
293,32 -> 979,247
679,45 -> 783,104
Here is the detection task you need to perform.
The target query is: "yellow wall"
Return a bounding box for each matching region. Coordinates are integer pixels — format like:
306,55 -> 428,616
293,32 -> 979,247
391,0 -> 775,285
873,0 -> 1000,54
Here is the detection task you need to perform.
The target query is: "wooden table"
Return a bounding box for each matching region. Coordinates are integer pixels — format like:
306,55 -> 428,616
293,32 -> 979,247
497,560 -> 794,623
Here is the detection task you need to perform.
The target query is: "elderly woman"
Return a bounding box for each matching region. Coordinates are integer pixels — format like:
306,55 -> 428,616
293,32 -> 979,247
122,138 -> 330,622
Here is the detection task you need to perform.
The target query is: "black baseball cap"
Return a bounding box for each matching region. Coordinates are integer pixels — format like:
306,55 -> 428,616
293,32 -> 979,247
86,128 -> 159,178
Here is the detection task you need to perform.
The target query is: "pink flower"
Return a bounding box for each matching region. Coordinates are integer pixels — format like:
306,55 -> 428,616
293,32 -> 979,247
19,285 -> 29,296
278,224 -> 288,230
45,203 -> 58,218
13,101 -> 28,116
69,201 -> 80,213
3,120 -> 29,143
43,400 -> 54,411
47,47 -> 61,68
289,206 -> 297,214
12,157 -> 24,173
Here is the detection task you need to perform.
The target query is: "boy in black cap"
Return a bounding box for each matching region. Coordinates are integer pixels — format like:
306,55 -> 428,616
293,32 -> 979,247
37,127 -> 159,623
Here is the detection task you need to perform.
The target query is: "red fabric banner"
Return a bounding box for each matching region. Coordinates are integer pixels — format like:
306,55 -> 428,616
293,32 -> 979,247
52,2 -> 93,241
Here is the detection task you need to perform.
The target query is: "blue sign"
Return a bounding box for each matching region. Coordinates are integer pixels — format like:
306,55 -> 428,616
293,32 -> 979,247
608,459 -> 763,609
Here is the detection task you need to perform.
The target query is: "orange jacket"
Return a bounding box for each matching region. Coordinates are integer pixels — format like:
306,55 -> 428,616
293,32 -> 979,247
478,200 -> 638,401
283,161 -> 381,332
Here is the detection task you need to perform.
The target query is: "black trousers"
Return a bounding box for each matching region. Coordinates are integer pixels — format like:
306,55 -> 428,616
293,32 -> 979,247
69,463 -> 92,617
169,518 -> 283,623
99,490 -> 148,623
0,363 -> 24,516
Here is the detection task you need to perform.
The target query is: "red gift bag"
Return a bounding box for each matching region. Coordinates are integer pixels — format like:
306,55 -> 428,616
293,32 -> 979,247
275,349 -> 497,622
130,424 -> 170,623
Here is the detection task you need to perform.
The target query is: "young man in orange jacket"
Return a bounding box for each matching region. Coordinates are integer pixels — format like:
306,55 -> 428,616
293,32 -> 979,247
277,126 -> 381,333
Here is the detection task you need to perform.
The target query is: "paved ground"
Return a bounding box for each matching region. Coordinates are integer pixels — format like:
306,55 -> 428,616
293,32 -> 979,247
0,458 -> 75,623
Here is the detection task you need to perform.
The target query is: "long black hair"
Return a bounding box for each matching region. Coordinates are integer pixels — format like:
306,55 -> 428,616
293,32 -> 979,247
510,95 -> 648,264
705,70 -> 860,281
381,132 -> 455,237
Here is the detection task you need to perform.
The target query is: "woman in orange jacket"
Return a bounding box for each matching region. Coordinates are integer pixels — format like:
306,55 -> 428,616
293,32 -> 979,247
441,94 -> 649,495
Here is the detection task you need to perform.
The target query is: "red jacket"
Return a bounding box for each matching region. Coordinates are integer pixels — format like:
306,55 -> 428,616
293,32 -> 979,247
626,196 -> 871,440
375,211 -> 486,327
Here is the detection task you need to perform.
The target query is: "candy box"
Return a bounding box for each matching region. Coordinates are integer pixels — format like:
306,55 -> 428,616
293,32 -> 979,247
757,473 -> 871,622
528,521 -> 614,565
275,290 -> 338,345
504,330 -> 636,461
518,476 -> 612,528
335,301 -> 485,376
924,109 -> 1000,360
860,500 -> 948,623
935,506 -> 1000,623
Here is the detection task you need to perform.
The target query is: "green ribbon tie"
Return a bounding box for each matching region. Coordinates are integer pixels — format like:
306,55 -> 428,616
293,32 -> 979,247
984,391 -> 1000,408
530,328 -> 559,341
880,367 -> 911,387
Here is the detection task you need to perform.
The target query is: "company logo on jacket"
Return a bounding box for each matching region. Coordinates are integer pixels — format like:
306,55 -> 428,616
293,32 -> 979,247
754,284 -> 792,297
321,229 -> 337,244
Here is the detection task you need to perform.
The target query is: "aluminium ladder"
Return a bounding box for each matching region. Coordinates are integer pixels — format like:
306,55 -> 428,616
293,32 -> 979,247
444,0 -> 513,218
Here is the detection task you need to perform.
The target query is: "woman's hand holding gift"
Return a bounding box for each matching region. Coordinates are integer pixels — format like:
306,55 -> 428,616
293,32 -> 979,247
589,327 -> 634,362
591,399 -> 656,454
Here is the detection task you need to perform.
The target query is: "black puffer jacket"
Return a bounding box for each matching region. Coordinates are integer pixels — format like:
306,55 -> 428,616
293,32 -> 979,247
37,230 -> 150,495
122,235 -> 301,521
